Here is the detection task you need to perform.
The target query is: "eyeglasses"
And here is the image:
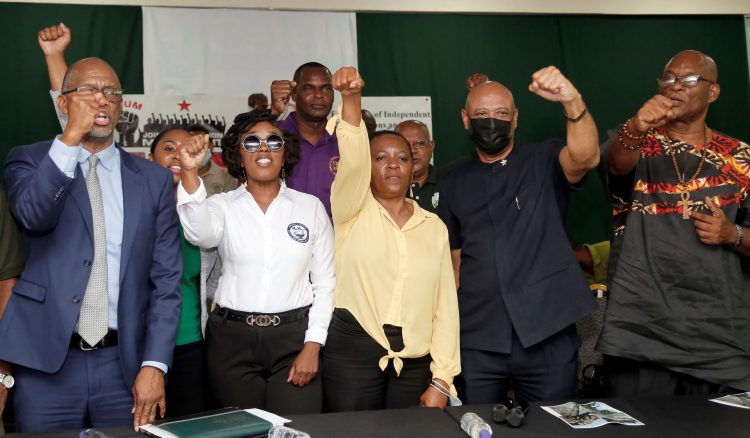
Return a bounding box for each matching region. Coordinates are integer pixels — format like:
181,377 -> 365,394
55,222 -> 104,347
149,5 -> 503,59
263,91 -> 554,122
657,74 -> 715,88
240,134 -> 285,152
409,139 -> 433,150
61,85 -> 124,102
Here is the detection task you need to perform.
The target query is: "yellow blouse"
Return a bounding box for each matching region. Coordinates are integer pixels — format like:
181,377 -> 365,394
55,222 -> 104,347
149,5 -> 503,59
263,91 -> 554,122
330,118 -> 461,389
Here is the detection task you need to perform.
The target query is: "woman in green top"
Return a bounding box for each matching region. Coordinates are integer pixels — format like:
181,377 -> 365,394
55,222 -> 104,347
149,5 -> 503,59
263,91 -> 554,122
150,128 -> 219,417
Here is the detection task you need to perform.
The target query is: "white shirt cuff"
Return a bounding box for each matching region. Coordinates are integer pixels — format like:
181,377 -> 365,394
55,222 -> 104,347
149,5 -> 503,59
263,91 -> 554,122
176,178 -> 207,207
304,328 -> 328,346
141,361 -> 168,374
48,136 -> 81,178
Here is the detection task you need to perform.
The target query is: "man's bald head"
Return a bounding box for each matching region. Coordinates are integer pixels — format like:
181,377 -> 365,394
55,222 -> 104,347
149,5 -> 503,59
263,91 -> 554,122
58,57 -> 123,148
658,50 -> 721,122
395,119 -> 430,139
664,50 -> 718,82
61,57 -> 121,92
465,81 -> 515,111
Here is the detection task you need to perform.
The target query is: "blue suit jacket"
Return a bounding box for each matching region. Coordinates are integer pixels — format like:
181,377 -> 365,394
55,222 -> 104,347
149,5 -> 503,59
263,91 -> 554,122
0,139 -> 182,388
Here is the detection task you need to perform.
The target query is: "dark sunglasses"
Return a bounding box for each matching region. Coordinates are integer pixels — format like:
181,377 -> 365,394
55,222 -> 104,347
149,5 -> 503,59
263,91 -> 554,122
240,134 -> 285,152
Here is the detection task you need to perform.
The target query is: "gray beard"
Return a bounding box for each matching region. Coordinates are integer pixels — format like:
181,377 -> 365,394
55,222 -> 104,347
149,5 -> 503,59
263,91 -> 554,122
85,127 -> 114,140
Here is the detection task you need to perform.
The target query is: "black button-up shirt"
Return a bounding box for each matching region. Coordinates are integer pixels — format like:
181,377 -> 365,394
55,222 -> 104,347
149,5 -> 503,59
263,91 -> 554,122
438,140 -> 595,353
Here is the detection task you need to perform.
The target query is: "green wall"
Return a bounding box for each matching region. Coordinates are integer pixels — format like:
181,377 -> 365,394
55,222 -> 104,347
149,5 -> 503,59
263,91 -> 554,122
0,2 -> 143,173
2,5 -> 748,243
357,13 -> 750,242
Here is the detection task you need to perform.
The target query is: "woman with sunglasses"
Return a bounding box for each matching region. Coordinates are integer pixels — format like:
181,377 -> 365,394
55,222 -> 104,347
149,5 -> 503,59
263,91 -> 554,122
176,110 -> 335,414
323,67 -> 460,412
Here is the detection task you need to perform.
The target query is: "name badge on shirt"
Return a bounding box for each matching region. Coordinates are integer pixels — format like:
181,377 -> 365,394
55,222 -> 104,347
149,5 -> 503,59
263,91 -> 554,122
287,223 -> 310,243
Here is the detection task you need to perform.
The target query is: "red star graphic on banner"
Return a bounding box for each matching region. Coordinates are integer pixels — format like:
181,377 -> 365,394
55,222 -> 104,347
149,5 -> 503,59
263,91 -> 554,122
178,99 -> 191,111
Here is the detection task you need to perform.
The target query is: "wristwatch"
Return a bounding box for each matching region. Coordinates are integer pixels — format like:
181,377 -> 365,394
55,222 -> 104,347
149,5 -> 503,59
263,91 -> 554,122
0,373 -> 14,390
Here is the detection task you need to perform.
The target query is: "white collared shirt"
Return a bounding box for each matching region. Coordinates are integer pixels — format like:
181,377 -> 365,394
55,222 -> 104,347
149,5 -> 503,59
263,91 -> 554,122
176,179 -> 334,345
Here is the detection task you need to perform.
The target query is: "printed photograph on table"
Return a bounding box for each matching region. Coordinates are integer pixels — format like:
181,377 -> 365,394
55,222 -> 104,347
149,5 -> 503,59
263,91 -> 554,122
541,401 -> 644,429
710,392 -> 750,409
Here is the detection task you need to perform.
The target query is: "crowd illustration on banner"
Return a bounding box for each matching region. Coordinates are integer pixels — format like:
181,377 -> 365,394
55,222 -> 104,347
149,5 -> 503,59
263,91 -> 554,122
116,111 -> 226,148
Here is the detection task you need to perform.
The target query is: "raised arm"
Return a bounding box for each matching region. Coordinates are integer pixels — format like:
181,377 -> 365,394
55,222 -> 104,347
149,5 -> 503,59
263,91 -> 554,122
330,67 -> 371,225
528,66 -> 599,184
38,22 -> 70,91
39,23 -> 71,130
176,134 -> 226,248
608,95 -> 675,176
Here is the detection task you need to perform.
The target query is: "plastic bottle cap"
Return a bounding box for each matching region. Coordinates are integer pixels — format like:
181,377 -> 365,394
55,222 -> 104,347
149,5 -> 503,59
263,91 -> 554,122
480,430 -> 492,438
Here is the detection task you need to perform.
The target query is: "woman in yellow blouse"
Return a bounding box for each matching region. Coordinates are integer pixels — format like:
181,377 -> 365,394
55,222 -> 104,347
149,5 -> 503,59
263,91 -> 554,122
322,67 -> 460,411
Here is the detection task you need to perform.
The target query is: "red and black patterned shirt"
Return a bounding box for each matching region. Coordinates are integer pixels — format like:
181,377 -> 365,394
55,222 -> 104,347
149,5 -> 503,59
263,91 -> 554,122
599,127 -> 750,390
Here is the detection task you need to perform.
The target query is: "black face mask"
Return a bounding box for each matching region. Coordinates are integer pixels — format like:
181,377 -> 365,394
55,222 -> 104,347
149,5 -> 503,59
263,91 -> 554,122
467,117 -> 513,155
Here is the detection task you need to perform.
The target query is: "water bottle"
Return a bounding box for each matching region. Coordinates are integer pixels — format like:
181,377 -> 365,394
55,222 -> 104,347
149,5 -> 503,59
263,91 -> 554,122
460,412 -> 492,438
267,424 -> 312,438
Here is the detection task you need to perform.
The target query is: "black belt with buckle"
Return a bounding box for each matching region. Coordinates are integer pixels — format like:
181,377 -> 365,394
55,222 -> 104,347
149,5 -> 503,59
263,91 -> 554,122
214,305 -> 310,327
71,331 -> 118,351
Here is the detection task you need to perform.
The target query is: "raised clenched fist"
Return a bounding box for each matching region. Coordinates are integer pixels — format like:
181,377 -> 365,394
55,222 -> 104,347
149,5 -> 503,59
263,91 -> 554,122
270,80 -> 296,115
177,133 -> 210,171
631,95 -> 675,133
465,72 -> 489,91
528,66 -> 580,103
331,67 -> 364,96
38,22 -> 71,56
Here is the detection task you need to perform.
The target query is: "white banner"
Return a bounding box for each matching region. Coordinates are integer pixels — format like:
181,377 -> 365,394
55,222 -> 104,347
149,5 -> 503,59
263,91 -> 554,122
116,95 -> 432,158
358,96 -> 433,136
142,7 -> 358,96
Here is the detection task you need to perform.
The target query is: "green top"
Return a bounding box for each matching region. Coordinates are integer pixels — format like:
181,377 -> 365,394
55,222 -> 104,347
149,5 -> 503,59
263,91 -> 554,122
177,227 -> 203,346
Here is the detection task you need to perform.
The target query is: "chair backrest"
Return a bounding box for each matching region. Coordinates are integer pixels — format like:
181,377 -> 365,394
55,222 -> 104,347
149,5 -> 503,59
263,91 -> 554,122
575,283 -> 608,397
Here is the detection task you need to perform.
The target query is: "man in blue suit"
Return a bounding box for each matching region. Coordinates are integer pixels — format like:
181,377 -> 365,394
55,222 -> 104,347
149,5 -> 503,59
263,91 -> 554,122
0,57 -> 181,432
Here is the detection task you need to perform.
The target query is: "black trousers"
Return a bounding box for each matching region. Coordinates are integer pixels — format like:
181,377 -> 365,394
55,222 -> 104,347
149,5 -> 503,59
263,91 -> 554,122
165,340 -> 207,418
322,308 -> 432,412
603,355 -> 738,397
458,325 -> 580,404
205,308 -> 321,415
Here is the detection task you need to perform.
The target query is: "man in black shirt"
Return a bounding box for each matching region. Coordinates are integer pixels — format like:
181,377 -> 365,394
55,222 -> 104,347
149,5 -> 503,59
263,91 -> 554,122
439,67 -> 599,403
396,120 -> 440,213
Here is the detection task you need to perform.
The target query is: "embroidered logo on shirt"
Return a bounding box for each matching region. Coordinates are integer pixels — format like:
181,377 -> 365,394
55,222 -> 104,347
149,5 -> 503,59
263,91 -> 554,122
287,223 -> 310,243
432,192 -> 440,209
329,156 -> 340,175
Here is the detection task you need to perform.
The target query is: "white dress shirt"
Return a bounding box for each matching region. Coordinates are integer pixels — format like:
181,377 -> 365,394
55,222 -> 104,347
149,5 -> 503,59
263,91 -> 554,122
176,179 -> 335,345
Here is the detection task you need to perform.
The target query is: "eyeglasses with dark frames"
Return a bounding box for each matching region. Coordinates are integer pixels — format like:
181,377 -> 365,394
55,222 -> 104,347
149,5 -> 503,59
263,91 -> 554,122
61,86 -> 124,102
657,74 -> 715,88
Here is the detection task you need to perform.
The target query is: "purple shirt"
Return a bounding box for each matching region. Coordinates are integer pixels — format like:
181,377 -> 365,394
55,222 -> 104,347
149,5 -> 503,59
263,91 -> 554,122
279,112 -> 339,217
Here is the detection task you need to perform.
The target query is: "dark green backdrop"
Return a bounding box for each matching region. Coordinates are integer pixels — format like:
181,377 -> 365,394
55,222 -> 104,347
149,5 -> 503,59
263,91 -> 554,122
0,2 -> 143,173
1,4 -> 748,243
357,14 -> 750,243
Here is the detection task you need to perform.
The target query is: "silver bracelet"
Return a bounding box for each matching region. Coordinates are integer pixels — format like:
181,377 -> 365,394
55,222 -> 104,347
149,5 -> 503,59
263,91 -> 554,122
431,379 -> 450,393
733,224 -> 744,249
429,383 -> 450,398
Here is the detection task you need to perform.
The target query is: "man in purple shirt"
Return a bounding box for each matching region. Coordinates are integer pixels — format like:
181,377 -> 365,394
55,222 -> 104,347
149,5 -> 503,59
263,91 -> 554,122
271,62 -> 338,216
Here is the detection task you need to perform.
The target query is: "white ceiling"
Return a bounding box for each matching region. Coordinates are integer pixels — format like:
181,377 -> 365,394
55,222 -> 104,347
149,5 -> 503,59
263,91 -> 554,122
6,0 -> 750,14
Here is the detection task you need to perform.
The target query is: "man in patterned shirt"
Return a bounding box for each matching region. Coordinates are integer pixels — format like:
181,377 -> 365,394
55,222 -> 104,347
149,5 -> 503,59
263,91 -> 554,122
600,50 -> 750,395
